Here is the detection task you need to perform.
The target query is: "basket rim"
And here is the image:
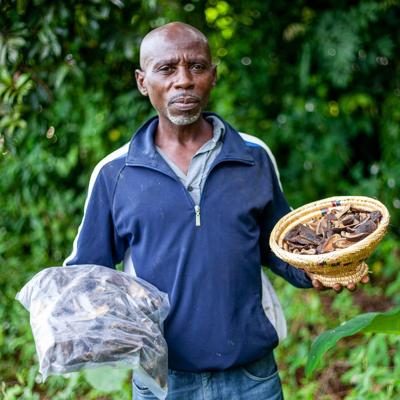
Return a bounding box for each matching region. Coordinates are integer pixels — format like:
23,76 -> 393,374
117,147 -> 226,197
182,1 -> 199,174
269,195 -> 390,264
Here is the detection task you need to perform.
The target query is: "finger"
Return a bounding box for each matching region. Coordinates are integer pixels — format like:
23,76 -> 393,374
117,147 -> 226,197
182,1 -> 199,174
346,283 -> 356,291
361,275 -> 370,284
312,279 -> 324,291
332,283 -> 343,293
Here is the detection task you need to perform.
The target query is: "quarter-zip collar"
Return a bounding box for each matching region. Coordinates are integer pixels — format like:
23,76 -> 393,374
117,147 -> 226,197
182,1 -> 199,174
125,113 -> 255,171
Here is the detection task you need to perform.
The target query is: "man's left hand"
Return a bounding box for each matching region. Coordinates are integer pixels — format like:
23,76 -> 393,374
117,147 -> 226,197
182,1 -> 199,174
308,274 -> 370,293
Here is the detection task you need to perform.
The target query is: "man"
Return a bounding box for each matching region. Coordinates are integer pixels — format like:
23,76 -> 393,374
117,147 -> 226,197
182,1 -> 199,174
65,22 -> 368,399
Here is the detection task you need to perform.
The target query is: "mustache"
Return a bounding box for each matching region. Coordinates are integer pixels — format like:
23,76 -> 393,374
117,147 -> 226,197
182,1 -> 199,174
168,93 -> 201,105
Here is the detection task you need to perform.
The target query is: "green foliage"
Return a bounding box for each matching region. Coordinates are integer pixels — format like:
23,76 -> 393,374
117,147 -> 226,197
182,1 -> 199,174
1,0 -> 400,398
342,335 -> 400,399
305,307 -> 400,378
83,367 -> 131,393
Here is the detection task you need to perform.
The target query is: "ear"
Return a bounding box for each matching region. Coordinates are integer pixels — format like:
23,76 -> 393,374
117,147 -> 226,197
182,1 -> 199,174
135,69 -> 148,96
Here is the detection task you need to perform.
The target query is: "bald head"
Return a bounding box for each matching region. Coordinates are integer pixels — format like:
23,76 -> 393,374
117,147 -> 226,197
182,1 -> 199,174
135,22 -> 217,127
139,22 -> 211,70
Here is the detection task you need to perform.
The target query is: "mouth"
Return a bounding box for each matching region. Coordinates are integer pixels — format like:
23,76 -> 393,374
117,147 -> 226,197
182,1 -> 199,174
169,95 -> 201,110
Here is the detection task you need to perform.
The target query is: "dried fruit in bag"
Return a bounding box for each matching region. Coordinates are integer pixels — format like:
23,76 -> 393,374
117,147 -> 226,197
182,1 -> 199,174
16,264 -> 170,399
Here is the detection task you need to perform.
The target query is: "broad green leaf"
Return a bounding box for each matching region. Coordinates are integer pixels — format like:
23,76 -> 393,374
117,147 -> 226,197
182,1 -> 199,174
363,307 -> 400,334
305,307 -> 400,378
83,366 -> 130,393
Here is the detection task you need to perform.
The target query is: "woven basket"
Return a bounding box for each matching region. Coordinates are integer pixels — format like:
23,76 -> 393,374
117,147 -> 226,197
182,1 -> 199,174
269,196 -> 390,287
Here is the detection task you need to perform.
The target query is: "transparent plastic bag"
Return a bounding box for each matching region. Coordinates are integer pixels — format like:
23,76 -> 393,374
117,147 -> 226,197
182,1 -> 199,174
16,264 -> 170,399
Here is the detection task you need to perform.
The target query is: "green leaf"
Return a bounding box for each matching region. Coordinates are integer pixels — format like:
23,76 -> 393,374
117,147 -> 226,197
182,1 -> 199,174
363,307 -> 400,334
15,73 -> 31,90
305,307 -> 400,378
83,366 -> 130,393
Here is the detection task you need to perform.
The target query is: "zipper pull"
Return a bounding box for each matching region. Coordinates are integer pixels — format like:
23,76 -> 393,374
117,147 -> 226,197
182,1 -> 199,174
194,205 -> 201,227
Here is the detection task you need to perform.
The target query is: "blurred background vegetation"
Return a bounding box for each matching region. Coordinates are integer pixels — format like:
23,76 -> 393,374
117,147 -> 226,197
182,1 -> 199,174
1,0 -> 399,399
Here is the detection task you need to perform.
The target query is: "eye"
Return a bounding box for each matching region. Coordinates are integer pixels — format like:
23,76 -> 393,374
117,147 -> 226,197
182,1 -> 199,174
158,65 -> 175,74
191,63 -> 207,72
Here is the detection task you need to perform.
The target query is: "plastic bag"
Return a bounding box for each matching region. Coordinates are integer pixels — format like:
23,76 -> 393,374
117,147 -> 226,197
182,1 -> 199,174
16,264 -> 170,399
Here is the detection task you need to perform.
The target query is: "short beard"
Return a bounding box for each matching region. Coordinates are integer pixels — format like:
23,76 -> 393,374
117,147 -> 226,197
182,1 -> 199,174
166,110 -> 201,126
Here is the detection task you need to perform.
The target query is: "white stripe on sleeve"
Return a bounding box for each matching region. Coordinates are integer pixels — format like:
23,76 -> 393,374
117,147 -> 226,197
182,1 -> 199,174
63,142 -> 130,266
239,132 -> 283,191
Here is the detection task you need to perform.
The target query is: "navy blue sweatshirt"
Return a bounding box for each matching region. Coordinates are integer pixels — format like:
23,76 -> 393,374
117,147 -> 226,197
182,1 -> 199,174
65,113 -> 312,371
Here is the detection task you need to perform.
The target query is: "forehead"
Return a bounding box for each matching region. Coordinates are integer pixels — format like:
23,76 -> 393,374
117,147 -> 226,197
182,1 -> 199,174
141,30 -> 211,68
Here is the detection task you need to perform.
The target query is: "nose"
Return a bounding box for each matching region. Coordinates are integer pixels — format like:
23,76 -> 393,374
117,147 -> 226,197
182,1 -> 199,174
174,66 -> 194,90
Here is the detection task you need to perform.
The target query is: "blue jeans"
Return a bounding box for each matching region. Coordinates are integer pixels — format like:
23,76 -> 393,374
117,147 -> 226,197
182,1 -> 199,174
133,352 -> 283,400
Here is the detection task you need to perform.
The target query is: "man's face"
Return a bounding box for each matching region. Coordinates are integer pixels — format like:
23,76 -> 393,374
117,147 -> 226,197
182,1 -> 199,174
136,29 -> 216,126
